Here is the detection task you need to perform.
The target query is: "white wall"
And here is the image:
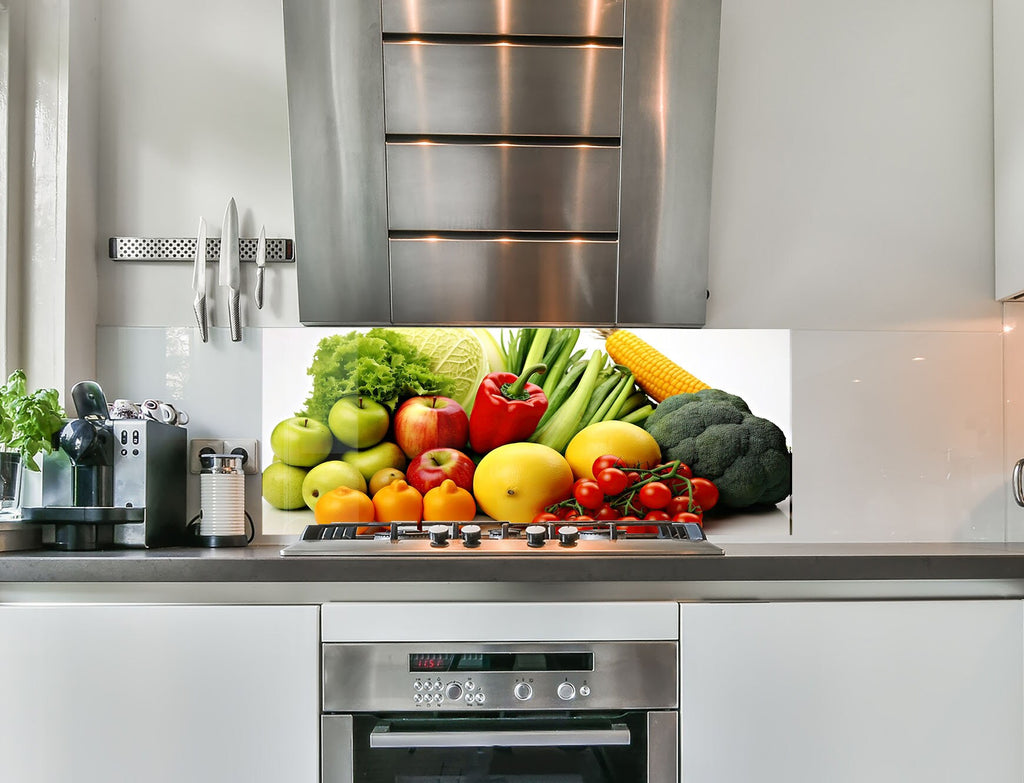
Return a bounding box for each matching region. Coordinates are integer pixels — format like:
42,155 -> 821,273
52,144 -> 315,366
90,0 -> 1006,542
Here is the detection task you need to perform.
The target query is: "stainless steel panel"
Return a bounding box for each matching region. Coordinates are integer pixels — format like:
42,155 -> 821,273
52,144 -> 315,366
383,42 -> 623,137
386,143 -> 621,232
617,0 -> 721,326
382,0 -> 625,37
322,641 -> 678,712
647,711 -> 679,783
283,0 -> 392,325
321,715 -> 354,783
389,238 -> 617,324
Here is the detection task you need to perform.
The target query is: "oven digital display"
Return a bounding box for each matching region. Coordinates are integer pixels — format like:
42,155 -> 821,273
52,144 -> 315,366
409,652 -> 594,673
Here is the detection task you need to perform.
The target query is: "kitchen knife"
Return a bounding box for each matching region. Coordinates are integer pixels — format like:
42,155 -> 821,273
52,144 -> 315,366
192,217 -> 209,342
219,197 -> 241,342
254,224 -> 266,310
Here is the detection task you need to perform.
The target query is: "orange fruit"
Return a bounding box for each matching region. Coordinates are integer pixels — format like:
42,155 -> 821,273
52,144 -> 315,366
473,442 -> 573,524
564,421 -> 661,480
372,479 -> 423,524
313,485 -> 374,525
423,479 -> 477,522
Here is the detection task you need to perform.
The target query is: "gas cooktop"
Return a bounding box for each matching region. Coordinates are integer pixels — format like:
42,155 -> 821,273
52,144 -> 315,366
280,521 -> 724,557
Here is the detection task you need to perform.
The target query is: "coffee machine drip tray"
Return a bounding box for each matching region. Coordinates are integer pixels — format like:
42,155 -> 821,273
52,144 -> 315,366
20,506 -> 146,551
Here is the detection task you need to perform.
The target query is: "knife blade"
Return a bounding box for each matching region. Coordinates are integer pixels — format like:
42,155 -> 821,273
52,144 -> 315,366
219,197 -> 241,341
254,224 -> 266,310
192,217 -> 209,342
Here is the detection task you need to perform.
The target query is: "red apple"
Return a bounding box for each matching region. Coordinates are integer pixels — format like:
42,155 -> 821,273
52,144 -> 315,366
394,396 -> 470,459
405,447 -> 476,495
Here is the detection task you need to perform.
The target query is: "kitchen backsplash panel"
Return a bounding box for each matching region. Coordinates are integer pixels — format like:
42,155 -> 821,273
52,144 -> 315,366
93,325 -> 1010,543
96,326 -> 264,529
791,329 -> 1004,541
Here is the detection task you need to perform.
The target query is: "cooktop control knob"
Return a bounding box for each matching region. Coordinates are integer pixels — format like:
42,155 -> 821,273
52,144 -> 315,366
556,682 -> 576,701
461,524 -> 482,548
445,682 -> 464,701
428,524 -> 450,547
557,525 -> 579,546
513,682 -> 533,701
525,524 -> 547,547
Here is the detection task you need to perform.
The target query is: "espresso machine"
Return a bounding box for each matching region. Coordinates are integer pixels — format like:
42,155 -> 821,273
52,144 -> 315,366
22,381 -> 187,550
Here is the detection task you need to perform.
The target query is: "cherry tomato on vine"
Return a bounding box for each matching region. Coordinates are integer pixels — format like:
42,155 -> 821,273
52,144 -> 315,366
573,479 -> 605,510
667,495 -> 700,518
643,510 -> 671,521
596,467 -> 629,496
638,481 -> 672,509
691,478 -> 719,512
592,454 -> 626,476
574,515 -> 594,523
532,512 -> 559,524
671,511 -> 703,526
556,506 -> 577,520
594,503 -> 621,521
618,515 -> 641,523
626,471 -> 641,485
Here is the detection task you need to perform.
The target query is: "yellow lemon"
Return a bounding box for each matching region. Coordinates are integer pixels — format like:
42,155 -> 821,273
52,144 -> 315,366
473,442 -> 573,524
564,420 -> 661,480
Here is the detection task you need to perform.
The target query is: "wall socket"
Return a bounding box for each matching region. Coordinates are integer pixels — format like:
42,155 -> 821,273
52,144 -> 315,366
188,438 -> 261,475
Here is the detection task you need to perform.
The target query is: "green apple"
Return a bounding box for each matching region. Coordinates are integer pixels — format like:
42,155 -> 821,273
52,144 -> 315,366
301,459 -> 368,511
270,416 -> 334,467
328,395 -> 390,449
261,462 -> 308,510
342,440 -> 407,482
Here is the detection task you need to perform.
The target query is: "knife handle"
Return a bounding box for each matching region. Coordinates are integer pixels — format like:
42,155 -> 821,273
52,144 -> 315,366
255,267 -> 265,310
229,289 -> 242,342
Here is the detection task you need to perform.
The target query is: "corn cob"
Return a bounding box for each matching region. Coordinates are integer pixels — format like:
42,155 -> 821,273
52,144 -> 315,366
598,328 -> 711,403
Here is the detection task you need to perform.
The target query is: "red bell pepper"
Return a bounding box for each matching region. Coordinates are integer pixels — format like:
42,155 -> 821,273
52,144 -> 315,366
469,363 -> 549,453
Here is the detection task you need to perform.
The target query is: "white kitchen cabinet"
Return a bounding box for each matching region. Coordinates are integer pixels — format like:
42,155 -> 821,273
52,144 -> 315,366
996,0 -> 1024,300
679,600 -> 1023,783
0,604 -> 319,783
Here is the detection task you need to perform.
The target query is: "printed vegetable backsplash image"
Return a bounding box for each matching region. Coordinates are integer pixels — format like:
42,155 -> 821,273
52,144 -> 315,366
261,327 -> 793,536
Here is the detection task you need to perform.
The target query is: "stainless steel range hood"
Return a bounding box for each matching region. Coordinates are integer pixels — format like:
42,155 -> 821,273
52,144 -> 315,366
283,0 -> 721,326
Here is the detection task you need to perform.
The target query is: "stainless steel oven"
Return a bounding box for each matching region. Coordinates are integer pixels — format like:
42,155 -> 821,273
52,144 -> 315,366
320,603 -> 680,783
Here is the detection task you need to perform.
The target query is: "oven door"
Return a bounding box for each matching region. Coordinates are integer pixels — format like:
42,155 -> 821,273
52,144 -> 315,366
322,711 -> 677,783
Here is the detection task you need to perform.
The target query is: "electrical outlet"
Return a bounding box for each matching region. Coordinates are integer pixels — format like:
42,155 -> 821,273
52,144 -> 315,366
189,439 -> 224,474
223,438 -> 260,475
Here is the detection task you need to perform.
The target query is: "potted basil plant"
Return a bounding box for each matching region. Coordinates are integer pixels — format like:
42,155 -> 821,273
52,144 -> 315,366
0,370 -> 65,514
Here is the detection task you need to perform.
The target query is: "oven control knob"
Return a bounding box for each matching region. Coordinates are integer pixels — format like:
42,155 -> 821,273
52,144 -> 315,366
557,525 -> 579,546
445,682 -> 464,701
461,524 -> 482,548
525,524 -> 547,547
557,682 -> 576,701
513,682 -> 533,701
428,524 -> 450,547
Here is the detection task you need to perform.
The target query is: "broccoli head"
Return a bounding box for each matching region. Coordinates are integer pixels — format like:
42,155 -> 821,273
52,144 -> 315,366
644,389 -> 791,510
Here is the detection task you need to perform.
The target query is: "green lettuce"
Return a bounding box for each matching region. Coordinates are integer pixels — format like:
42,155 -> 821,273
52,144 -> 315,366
300,328 -> 454,423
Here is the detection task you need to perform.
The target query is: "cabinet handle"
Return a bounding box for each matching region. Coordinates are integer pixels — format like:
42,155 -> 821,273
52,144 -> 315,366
1013,458 -> 1024,507
369,723 -> 630,749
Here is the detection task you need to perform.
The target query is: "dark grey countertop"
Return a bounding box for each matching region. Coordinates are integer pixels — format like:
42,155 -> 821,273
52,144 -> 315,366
3,541 -> 1024,584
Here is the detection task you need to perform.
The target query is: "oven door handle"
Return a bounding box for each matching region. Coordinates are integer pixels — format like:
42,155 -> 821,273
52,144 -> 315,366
369,723 -> 631,748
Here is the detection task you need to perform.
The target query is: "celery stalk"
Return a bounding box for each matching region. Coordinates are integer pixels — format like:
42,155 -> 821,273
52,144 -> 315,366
591,372 -> 633,426
540,328 -> 580,397
520,328 -> 551,375
535,360 -> 588,429
530,350 -> 606,453
620,404 -> 653,426
602,372 -> 636,421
